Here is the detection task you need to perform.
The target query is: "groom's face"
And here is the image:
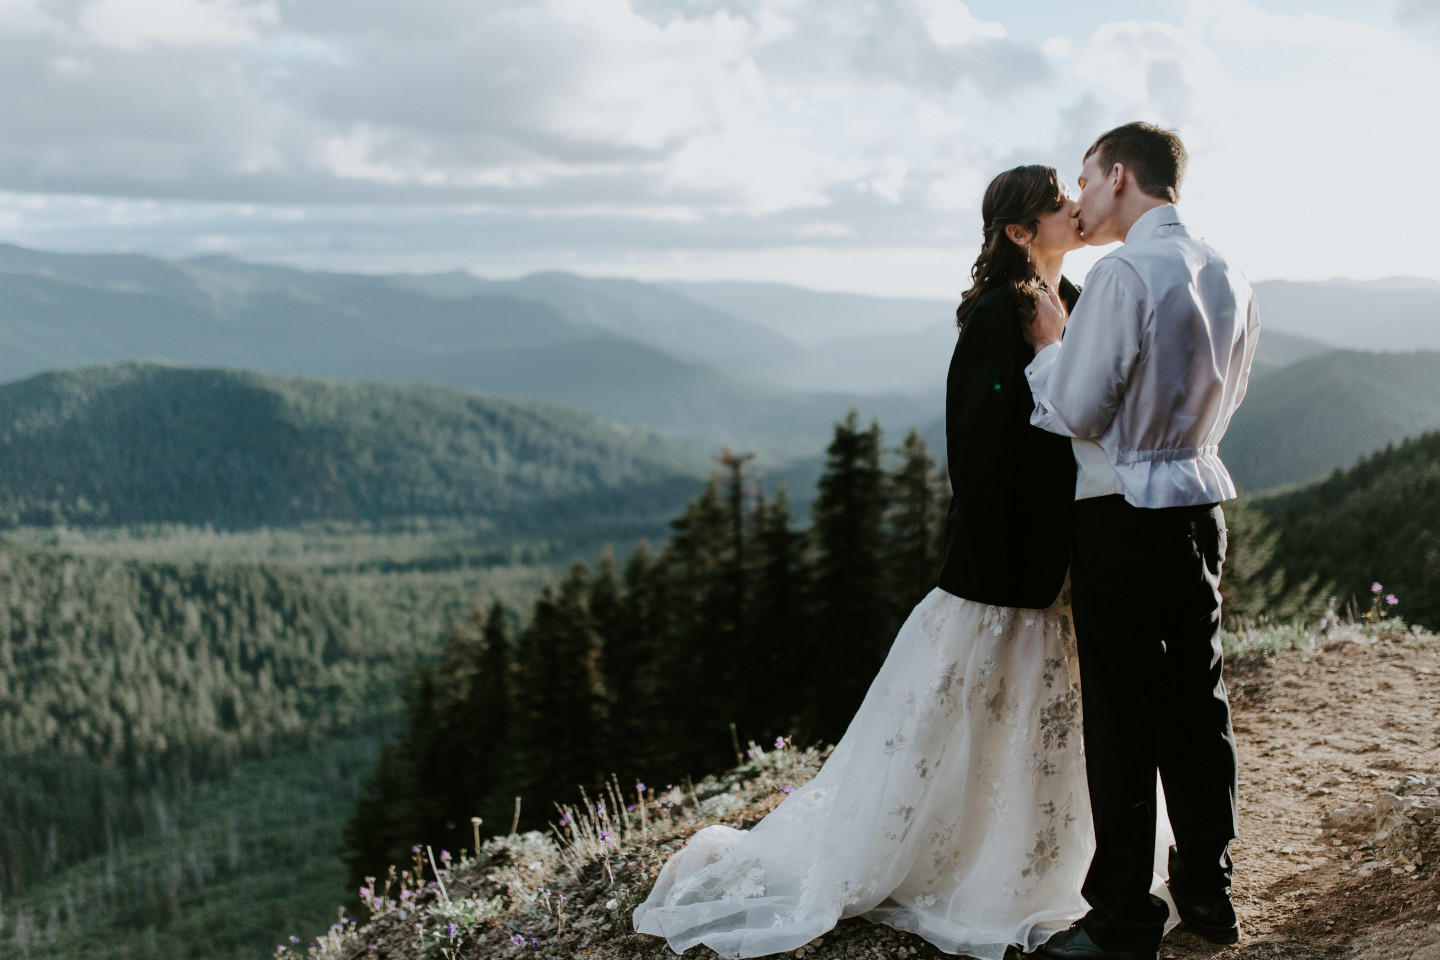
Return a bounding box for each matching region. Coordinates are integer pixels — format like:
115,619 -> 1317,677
1075,152 -> 1121,246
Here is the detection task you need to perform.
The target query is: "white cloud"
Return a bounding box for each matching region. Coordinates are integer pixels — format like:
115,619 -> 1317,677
1185,0 -> 1392,49
1042,36 -> 1074,58
911,0 -> 1005,49
76,0 -> 278,50
1074,21 -> 1233,129
0,0 -> 61,35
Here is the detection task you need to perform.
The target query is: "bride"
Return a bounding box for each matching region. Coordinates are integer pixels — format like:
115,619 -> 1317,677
633,165 -> 1172,960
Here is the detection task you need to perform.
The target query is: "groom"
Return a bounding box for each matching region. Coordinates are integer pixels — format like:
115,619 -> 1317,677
1022,123 -> 1260,960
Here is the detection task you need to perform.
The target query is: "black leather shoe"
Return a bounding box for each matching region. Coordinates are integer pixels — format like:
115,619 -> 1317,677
1169,890 -> 1240,944
1166,847 -> 1240,945
1029,923 -> 1158,960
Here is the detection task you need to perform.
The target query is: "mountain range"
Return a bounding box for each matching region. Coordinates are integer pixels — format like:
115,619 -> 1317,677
0,244 -> 935,457
3,242 -> 1440,490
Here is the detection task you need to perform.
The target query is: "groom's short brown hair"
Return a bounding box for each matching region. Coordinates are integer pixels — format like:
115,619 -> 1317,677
1084,122 -> 1187,203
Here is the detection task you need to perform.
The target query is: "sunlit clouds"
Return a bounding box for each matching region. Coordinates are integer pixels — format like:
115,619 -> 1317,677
0,0 -> 1433,295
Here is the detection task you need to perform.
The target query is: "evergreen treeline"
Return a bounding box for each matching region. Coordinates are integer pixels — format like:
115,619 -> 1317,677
0,362 -> 702,530
342,414 -> 1316,885
342,414 -> 953,880
1257,430 -> 1440,629
0,549 -> 422,898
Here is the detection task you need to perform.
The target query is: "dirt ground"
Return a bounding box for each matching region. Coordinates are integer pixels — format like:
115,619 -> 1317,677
1159,625 -> 1440,960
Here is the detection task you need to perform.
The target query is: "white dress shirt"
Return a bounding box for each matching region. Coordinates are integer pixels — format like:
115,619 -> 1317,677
1025,204 -> 1261,509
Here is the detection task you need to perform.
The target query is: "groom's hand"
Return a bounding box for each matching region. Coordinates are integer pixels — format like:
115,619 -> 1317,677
1025,284 -> 1068,354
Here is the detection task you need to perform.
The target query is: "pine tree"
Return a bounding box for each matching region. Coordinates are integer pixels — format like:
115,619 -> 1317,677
588,549 -> 625,777
886,430 -> 942,622
511,565 -> 610,822
453,601 -> 515,841
717,449 -> 756,645
742,481 -> 810,743
807,411 -> 889,741
663,477 -> 739,769
609,541 -> 679,778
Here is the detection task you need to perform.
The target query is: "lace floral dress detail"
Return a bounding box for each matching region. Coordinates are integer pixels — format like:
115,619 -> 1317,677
633,587 -> 1175,960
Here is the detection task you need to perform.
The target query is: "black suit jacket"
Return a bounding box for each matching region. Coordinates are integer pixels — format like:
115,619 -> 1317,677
935,278 -> 1080,610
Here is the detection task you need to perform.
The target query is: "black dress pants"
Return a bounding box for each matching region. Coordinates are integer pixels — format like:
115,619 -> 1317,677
1070,495 -> 1239,950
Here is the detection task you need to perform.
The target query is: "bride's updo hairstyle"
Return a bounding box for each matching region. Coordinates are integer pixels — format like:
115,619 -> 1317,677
954,164 -> 1067,330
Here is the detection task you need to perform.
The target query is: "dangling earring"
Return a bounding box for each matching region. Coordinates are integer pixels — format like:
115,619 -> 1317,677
1027,243 -> 1049,292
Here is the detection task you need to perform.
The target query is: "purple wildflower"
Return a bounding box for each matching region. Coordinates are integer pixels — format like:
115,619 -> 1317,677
627,803 -> 636,812
446,923 -> 459,938
746,746 -> 760,759
1387,593 -> 1399,606
511,934 -> 527,946
636,782 -> 646,793
559,812 -> 572,826
600,830 -> 613,844
1372,581 -> 1384,593
774,736 -> 787,749
289,937 -> 301,945
778,785 -> 794,794
440,849 -> 451,863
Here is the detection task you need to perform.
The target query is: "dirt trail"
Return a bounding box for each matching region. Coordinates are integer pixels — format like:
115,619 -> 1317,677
1163,627 -> 1440,959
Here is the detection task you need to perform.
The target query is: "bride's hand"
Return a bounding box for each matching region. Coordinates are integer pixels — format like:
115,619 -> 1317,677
1025,284 -> 1067,354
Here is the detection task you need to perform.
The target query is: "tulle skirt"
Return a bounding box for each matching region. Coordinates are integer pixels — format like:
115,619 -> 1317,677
633,587 -> 1175,959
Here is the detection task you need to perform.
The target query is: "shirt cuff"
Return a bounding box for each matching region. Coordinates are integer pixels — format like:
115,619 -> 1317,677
1024,341 -> 1061,389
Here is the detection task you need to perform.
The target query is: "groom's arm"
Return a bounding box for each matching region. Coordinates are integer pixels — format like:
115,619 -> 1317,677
1024,259 -> 1145,440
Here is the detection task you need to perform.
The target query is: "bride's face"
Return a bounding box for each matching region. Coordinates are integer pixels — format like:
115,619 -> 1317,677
1032,191 -> 1084,257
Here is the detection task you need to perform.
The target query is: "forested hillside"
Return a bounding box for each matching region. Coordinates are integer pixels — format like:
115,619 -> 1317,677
1221,350 -> 1440,491
0,363 -> 704,529
1256,431 -> 1440,630
0,548 -> 424,899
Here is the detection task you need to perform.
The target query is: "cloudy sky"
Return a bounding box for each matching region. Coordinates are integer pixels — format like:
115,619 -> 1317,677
0,0 -> 1434,297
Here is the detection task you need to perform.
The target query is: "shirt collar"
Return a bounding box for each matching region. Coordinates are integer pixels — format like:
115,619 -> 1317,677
1124,203 -> 1182,243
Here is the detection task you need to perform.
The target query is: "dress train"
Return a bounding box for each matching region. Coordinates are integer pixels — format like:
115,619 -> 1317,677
634,587 -> 1176,959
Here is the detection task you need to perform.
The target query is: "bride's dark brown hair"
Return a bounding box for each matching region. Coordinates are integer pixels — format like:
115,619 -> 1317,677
954,164 -> 1068,330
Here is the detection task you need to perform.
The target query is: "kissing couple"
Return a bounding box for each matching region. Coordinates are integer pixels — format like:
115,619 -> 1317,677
633,121 -> 1261,960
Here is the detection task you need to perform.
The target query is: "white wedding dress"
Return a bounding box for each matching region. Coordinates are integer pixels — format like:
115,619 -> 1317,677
633,586 -> 1175,959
